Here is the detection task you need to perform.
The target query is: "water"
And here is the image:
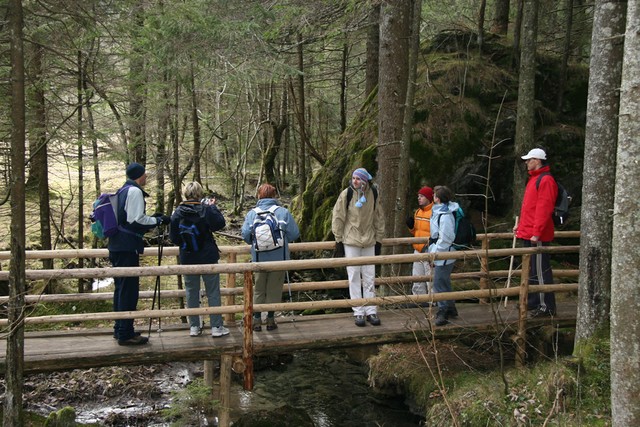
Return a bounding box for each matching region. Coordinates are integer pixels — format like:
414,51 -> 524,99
228,350 -> 424,426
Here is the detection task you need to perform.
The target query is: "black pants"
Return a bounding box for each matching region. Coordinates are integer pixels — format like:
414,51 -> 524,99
109,251 -> 140,340
523,240 -> 556,314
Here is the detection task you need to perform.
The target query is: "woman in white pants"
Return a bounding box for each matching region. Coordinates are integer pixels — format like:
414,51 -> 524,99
332,168 -> 386,327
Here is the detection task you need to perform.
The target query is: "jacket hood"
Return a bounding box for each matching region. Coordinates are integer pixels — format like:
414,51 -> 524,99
434,201 -> 460,215
175,202 -> 204,220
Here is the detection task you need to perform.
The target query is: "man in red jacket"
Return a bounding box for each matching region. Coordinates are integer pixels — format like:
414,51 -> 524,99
514,148 -> 558,317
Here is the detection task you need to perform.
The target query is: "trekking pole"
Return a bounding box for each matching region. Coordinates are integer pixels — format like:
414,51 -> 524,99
148,224 -> 165,336
503,216 -> 519,307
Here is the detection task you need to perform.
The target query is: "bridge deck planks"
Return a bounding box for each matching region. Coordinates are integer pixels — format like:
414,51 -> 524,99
0,301 -> 577,374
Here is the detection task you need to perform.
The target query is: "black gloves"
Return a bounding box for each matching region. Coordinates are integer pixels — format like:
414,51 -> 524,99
405,216 -> 415,229
375,242 -> 382,256
334,242 -> 345,258
153,213 -> 170,225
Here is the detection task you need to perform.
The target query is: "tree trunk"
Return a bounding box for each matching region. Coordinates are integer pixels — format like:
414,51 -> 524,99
512,0 -> 538,214
611,1 -> 640,423
365,3 -> 381,99
155,71 -> 170,214
556,0 -> 575,113
492,0 -> 511,34
394,0 -> 421,251
189,61 -> 202,184
129,4 -> 146,164
512,0 -> 525,68
27,41 -> 54,277
478,0 -> 487,53
378,0 -> 411,250
4,0 -> 26,424
296,33 -> 307,192
77,51 -> 86,293
340,40 -> 348,133
575,0 -> 626,346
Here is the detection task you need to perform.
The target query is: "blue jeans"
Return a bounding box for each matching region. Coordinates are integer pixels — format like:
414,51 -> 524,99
109,251 -> 140,341
184,273 -> 223,328
433,262 -> 456,311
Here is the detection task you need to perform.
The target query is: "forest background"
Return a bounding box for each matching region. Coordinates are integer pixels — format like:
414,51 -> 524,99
1,0 -> 639,425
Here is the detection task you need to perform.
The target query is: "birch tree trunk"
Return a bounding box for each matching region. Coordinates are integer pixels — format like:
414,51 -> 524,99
513,0 -> 538,213
4,0 -> 26,423
575,0 -> 626,346
611,1 -> 640,423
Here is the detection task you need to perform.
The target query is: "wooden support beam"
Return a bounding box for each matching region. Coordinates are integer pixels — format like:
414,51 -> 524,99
242,271 -> 254,391
219,354 -> 233,427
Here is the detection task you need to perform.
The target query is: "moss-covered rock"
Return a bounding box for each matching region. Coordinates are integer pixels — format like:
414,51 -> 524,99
296,30 -> 588,242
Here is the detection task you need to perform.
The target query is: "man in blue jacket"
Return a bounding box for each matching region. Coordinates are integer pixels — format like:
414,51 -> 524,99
109,162 -> 170,345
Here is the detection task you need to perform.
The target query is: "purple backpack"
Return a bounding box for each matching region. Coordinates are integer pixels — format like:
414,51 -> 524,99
90,186 -> 131,239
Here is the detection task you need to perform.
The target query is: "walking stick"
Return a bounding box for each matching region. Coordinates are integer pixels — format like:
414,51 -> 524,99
503,216 -> 519,307
148,225 -> 165,336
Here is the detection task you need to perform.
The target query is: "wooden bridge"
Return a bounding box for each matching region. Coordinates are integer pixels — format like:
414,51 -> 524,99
0,299 -> 578,374
0,232 -> 580,426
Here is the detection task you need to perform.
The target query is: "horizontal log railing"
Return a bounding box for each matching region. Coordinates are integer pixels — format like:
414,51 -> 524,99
0,231 -> 580,261
1,234 -> 581,389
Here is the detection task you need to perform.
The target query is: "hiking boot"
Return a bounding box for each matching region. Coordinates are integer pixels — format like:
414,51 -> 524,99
114,331 -> 141,340
117,335 -> 149,346
211,326 -> 230,337
355,315 -> 366,327
266,318 -> 278,331
366,314 -> 381,326
253,319 -> 262,332
190,326 -> 202,337
447,307 -> 459,318
435,310 -> 449,326
530,308 -> 555,318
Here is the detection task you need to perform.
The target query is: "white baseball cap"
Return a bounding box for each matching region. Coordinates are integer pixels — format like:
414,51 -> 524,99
521,148 -> 547,160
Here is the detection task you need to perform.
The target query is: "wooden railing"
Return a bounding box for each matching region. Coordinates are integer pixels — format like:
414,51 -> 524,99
0,231 -> 580,414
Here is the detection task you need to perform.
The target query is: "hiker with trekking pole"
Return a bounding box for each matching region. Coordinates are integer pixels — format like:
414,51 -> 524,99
514,148 -> 559,318
107,162 -> 170,346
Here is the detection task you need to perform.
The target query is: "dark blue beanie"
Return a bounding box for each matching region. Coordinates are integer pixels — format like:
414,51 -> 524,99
126,162 -> 145,180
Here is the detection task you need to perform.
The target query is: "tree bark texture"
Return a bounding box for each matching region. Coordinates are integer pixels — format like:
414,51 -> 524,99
492,0 -> 511,34
5,0 -> 26,424
27,41 -> 53,274
394,0 -> 422,249
365,4 -> 381,99
129,5 -> 146,165
513,0 -> 539,213
576,0 -> 626,345
378,0 -> 411,241
556,0 -> 575,112
77,51 -> 86,292
512,0 -> 524,67
611,1 -> 640,423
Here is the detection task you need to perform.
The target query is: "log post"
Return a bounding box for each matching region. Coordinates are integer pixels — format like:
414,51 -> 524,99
479,235 -> 490,303
219,354 -> 233,427
515,254 -> 530,367
225,253 -> 237,326
242,271 -> 254,390
204,359 -> 215,387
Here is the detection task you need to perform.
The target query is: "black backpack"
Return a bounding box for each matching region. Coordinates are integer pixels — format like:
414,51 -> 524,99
178,208 -> 207,252
437,207 -> 476,250
536,173 -> 572,227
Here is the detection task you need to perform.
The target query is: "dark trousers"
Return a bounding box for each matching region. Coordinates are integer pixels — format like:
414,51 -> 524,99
523,240 -> 556,313
109,251 -> 140,340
